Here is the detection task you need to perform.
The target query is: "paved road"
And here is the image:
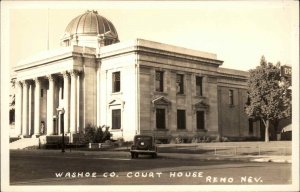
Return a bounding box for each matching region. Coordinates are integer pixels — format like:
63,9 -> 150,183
10,150 -> 291,185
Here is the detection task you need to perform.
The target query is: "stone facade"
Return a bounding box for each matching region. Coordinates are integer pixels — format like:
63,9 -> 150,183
217,68 -> 261,139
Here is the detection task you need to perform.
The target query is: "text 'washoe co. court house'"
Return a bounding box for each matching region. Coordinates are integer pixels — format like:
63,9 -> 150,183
11,10 -> 265,144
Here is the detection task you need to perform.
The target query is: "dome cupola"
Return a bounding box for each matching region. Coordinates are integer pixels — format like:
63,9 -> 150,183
61,10 -> 119,48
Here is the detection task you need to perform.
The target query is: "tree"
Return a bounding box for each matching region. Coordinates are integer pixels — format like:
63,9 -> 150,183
9,78 -> 16,106
245,56 -> 291,142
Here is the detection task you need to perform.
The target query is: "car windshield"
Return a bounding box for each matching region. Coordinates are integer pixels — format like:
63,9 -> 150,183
135,136 -> 152,143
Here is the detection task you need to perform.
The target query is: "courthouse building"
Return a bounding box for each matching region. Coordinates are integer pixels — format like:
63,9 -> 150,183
11,10 -> 261,143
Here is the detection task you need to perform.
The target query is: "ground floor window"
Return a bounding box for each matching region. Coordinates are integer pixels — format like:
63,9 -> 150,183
112,109 -> 121,129
9,109 -> 15,124
156,108 -> 166,129
196,111 -> 205,130
177,110 -> 186,129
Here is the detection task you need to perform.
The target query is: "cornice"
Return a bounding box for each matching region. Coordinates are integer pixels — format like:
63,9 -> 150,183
100,45 -> 223,67
14,46 -> 96,72
99,39 -> 223,67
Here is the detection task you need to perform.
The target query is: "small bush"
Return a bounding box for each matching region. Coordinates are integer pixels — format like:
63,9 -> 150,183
169,137 -> 184,144
81,124 -> 112,144
191,137 -> 199,143
221,137 -> 229,142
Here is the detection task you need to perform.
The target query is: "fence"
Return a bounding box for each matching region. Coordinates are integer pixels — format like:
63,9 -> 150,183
169,145 -> 291,156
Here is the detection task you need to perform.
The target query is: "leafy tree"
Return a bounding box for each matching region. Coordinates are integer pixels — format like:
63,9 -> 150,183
9,78 -> 16,107
245,56 -> 291,142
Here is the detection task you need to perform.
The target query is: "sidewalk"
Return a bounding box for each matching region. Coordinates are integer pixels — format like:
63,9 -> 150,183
158,153 -> 292,163
10,148 -> 292,163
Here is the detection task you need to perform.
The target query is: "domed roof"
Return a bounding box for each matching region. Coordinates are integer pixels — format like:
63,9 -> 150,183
62,10 -> 119,42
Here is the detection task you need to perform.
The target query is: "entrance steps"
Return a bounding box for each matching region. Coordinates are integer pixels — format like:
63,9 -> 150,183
10,137 -> 39,149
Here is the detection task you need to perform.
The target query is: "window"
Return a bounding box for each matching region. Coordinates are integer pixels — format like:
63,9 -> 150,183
176,74 -> 184,94
177,110 -> 186,129
112,72 -> 120,93
196,76 -> 203,96
64,40 -> 70,46
9,109 -> 15,124
156,108 -> 166,129
229,90 -> 234,105
155,71 -> 164,92
105,39 -> 113,46
112,109 -> 121,129
61,83 -> 64,99
196,111 -> 205,130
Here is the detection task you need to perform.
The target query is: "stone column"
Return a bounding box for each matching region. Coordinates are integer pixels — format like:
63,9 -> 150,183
57,110 -> 61,136
34,78 -> 41,136
70,70 -> 78,137
22,80 -> 29,136
15,81 -> 23,136
28,82 -> 33,135
47,75 -> 55,135
96,67 -> 100,126
62,71 -> 70,133
76,72 -> 80,133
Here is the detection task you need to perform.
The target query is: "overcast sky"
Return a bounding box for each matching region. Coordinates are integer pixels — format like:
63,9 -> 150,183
6,1 -> 299,71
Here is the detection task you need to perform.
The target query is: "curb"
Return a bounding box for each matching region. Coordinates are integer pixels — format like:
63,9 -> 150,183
250,158 -> 291,163
158,153 -> 292,163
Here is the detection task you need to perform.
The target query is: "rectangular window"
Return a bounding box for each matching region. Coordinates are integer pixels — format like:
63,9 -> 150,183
196,111 -> 205,130
61,83 -> 64,99
177,110 -> 186,129
112,109 -> 121,129
105,39 -> 113,46
155,71 -> 164,92
196,76 -> 203,96
176,74 -> 184,94
112,72 -> 120,93
156,108 -> 166,129
229,90 -> 234,105
41,89 -> 43,98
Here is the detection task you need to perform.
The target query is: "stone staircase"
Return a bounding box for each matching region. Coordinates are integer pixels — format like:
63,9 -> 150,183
10,137 -> 39,149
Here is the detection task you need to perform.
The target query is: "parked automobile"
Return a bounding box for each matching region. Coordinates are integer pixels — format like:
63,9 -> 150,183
130,135 -> 157,159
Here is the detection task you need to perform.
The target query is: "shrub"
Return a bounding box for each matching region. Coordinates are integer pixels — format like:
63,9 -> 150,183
221,137 -> 229,142
191,137 -> 199,143
102,125 -> 113,141
170,137 -> 183,144
82,124 -> 113,144
84,124 -> 96,143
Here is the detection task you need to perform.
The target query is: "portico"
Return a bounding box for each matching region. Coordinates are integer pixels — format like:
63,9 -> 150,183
14,50 -> 84,138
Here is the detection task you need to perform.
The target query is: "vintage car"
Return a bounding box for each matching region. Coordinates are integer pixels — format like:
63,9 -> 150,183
130,135 -> 157,159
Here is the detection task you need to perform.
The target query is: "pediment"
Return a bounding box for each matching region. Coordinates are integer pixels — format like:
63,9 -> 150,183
152,96 -> 171,106
109,99 -> 125,106
193,100 -> 209,109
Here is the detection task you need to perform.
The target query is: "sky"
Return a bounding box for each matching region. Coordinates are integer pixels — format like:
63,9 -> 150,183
5,1 -> 300,71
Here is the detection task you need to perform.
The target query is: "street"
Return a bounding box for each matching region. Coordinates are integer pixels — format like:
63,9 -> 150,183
10,150 -> 291,185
